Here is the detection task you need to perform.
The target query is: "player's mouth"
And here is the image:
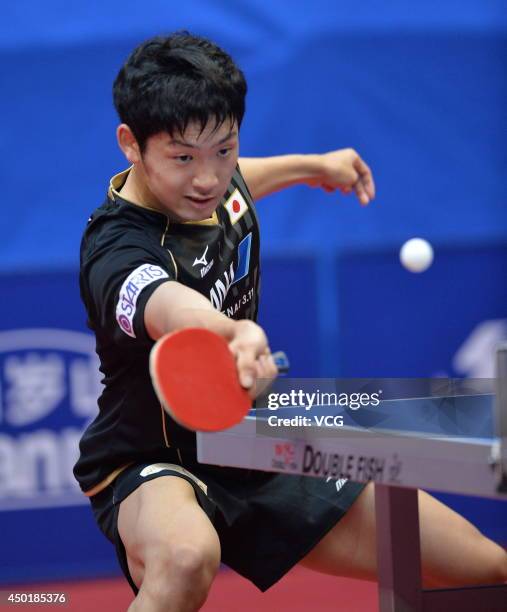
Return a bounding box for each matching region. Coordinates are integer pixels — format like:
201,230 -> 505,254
185,195 -> 217,207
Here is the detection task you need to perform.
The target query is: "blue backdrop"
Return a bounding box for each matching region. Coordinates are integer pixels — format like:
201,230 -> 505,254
1,0 -> 506,585
1,1 -> 506,269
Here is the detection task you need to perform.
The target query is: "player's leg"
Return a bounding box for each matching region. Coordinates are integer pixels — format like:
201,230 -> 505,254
299,482 -> 507,587
117,476 -> 221,612
417,488 -> 507,587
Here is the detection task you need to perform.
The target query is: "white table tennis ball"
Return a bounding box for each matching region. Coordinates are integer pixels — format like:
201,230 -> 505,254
399,238 -> 434,273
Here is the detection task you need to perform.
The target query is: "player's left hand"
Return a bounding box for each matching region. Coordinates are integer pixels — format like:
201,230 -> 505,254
307,149 -> 375,206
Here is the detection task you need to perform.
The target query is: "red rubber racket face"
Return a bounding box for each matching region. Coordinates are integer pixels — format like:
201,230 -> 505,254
149,328 -> 251,432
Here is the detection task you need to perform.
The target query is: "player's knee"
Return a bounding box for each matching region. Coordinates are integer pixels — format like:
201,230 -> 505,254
171,542 -> 220,607
143,542 -> 220,607
173,542 -> 220,584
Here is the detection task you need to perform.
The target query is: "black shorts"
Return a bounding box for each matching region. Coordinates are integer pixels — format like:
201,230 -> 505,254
90,451 -> 366,594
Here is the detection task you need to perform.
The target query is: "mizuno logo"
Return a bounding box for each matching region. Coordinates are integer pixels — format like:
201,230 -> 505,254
193,245 -> 214,278
193,245 -> 209,267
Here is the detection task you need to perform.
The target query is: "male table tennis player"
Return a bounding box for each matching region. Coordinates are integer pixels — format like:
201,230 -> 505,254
73,32 -> 507,611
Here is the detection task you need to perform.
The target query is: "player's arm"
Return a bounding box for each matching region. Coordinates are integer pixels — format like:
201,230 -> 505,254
144,280 -> 276,393
239,149 -> 375,205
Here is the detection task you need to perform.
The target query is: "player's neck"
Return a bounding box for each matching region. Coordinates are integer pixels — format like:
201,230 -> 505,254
119,166 -> 165,214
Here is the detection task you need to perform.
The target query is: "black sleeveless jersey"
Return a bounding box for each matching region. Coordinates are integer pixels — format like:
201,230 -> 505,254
73,167 -> 260,494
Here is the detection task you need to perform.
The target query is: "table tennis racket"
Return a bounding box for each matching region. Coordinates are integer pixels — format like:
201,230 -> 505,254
149,327 -> 289,432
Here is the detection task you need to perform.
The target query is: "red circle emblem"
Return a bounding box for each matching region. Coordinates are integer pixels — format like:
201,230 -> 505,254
232,200 -> 241,213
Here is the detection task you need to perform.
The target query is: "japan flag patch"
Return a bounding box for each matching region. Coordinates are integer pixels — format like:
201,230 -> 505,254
224,189 -> 248,225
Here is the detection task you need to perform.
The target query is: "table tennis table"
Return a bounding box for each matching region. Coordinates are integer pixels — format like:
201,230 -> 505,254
197,347 -> 507,611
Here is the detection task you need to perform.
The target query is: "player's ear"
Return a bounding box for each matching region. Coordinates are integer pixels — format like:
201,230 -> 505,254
117,124 -> 141,165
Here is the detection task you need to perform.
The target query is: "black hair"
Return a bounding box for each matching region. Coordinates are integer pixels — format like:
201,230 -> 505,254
113,32 -> 247,152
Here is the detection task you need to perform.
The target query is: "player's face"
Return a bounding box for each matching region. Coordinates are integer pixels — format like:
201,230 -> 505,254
139,120 -> 239,222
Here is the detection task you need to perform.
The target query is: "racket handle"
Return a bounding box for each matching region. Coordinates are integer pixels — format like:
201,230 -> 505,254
272,351 -> 290,374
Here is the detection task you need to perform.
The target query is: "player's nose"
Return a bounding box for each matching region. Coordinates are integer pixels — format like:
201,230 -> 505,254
192,169 -> 220,194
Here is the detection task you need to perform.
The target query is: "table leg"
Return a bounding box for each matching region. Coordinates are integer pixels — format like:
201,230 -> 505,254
375,484 -> 422,612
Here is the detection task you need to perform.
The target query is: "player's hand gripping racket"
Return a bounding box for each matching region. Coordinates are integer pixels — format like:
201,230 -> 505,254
149,328 -> 289,432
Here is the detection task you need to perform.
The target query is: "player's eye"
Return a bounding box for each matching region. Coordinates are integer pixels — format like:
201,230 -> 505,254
218,148 -> 232,158
174,155 -> 192,163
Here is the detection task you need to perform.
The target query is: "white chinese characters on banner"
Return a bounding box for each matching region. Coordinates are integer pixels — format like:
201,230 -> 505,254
0,329 -> 103,511
1,353 -> 102,426
4,353 -> 65,426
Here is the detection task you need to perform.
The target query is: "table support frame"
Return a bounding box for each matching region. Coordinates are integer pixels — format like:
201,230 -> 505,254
375,484 -> 507,612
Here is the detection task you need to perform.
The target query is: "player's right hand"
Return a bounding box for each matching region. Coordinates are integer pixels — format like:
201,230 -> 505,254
228,320 -> 278,399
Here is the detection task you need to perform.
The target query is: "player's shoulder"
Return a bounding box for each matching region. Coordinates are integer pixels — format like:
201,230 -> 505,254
84,168 -> 167,239
80,198 -> 168,272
